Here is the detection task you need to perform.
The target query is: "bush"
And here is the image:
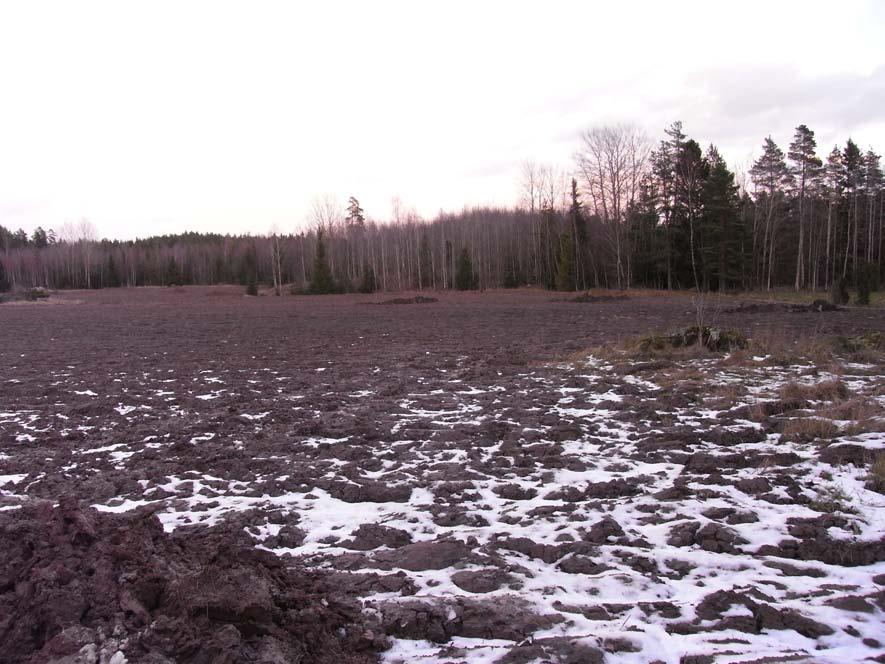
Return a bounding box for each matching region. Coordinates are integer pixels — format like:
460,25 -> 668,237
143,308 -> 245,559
358,266 -> 377,294
830,277 -> 849,305
454,247 -> 478,291
855,261 -> 874,305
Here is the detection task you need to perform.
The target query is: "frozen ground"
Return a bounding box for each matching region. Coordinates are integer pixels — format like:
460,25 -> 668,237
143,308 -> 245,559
1,288 -> 883,663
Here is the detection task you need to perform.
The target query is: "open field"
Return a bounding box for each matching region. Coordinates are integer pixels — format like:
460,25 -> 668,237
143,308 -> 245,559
1,287 -> 884,664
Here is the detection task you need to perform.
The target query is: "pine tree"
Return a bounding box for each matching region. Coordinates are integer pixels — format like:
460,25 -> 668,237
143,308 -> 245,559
454,247 -> 477,290
651,121 -> 686,289
787,125 -> 822,290
750,137 -> 793,289
346,197 -> 365,228
822,147 -> 844,287
31,227 -> 48,248
674,139 -> 708,290
842,139 -> 863,278
309,231 -> 336,294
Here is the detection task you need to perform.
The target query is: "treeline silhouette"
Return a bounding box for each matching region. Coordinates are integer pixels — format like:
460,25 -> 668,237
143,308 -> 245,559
1,122 -> 881,295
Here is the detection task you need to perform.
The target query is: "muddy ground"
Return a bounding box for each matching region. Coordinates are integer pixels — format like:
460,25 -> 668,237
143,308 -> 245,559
1,287 -> 884,664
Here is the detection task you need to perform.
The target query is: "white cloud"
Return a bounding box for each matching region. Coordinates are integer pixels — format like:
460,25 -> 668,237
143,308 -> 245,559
0,0 -> 883,238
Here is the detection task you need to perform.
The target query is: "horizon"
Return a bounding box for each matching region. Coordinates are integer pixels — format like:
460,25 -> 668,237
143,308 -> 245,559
1,0 -> 884,241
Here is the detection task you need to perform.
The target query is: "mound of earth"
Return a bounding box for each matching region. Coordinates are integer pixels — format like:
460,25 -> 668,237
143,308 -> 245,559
636,326 -> 748,352
0,498 -> 386,664
556,292 -> 630,303
375,296 -> 438,305
724,299 -> 841,314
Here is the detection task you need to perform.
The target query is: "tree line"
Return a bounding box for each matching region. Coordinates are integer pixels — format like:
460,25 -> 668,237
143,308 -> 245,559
1,122 -> 882,296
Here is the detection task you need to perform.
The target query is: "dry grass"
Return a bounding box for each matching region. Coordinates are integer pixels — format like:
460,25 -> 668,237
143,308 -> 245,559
820,397 -> 882,422
780,417 -> 840,442
747,329 -> 839,369
779,379 -> 849,403
867,454 -> 885,493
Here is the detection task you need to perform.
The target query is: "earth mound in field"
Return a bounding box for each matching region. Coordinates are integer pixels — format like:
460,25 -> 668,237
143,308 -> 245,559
636,326 -> 748,353
556,292 -> 630,303
724,299 -> 841,314
374,295 -> 438,305
0,498 -> 386,664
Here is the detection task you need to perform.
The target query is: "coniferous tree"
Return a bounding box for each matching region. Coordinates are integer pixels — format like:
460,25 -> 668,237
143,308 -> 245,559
855,261 -> 872,305
842,139 -> 863,279
105,254 -> 121,288
555,232 -> 577,291
454,247 -> 477,290
700,147 -> 742,291
358,264 -> 377,293
787,125 -> 822,290
346,197 -> 365,228
245,276 -> 258,296
0,258 -> 8,292
750,137 -> 793,289
568,178 -> 589,289
418,234 -> 432,289
309,231 -> 336,294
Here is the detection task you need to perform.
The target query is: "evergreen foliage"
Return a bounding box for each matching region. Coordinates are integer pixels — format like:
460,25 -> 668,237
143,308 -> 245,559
454,247 -> 477,290
555,232 -> 576,291
831,277 -> 850,305
309,231 -> 337,294
358,264 -> 377,293
855,261 -> 873,305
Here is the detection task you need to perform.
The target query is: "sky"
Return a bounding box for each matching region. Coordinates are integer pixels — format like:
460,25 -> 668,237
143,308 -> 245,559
0,0 -> 883,240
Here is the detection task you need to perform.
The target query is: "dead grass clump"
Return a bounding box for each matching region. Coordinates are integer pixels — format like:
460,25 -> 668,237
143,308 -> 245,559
748,329 -> 838,368
820,398 -> 882,422
842,419 -> 885,437
809,484 -> 856,514
866,454 -> 885,494
717,382 -> 747,400
779,378 -> 849,403
780,417 -> 840,442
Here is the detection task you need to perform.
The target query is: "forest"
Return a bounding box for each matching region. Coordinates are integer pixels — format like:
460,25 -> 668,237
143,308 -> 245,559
1,122 -> 882,297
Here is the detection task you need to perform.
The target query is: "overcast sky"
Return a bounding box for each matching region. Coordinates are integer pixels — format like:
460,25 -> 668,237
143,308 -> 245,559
1,1 -> 883,240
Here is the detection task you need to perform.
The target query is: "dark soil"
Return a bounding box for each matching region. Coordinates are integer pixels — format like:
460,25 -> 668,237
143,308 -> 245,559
1,287 -> 884,663
0,498 -> 384,664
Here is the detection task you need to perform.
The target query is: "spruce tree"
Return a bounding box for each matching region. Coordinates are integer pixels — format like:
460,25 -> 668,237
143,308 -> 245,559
105,254 -> 121,288
454,247 -> 477,290
555,232 -> 576,291
245,276 -> 258,296
418,234 -> 432,289
0,258 -> 8,292
855,261 -> 873,305
309,231 -> 336,294
700,147 -> 741,291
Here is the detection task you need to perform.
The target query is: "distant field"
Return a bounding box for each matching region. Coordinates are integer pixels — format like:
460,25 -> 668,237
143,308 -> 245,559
1,287 -> 884,663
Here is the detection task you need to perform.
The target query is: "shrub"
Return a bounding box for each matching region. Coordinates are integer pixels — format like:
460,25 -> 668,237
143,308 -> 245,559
855,261 -> 875,305
830,277 -> 849,305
